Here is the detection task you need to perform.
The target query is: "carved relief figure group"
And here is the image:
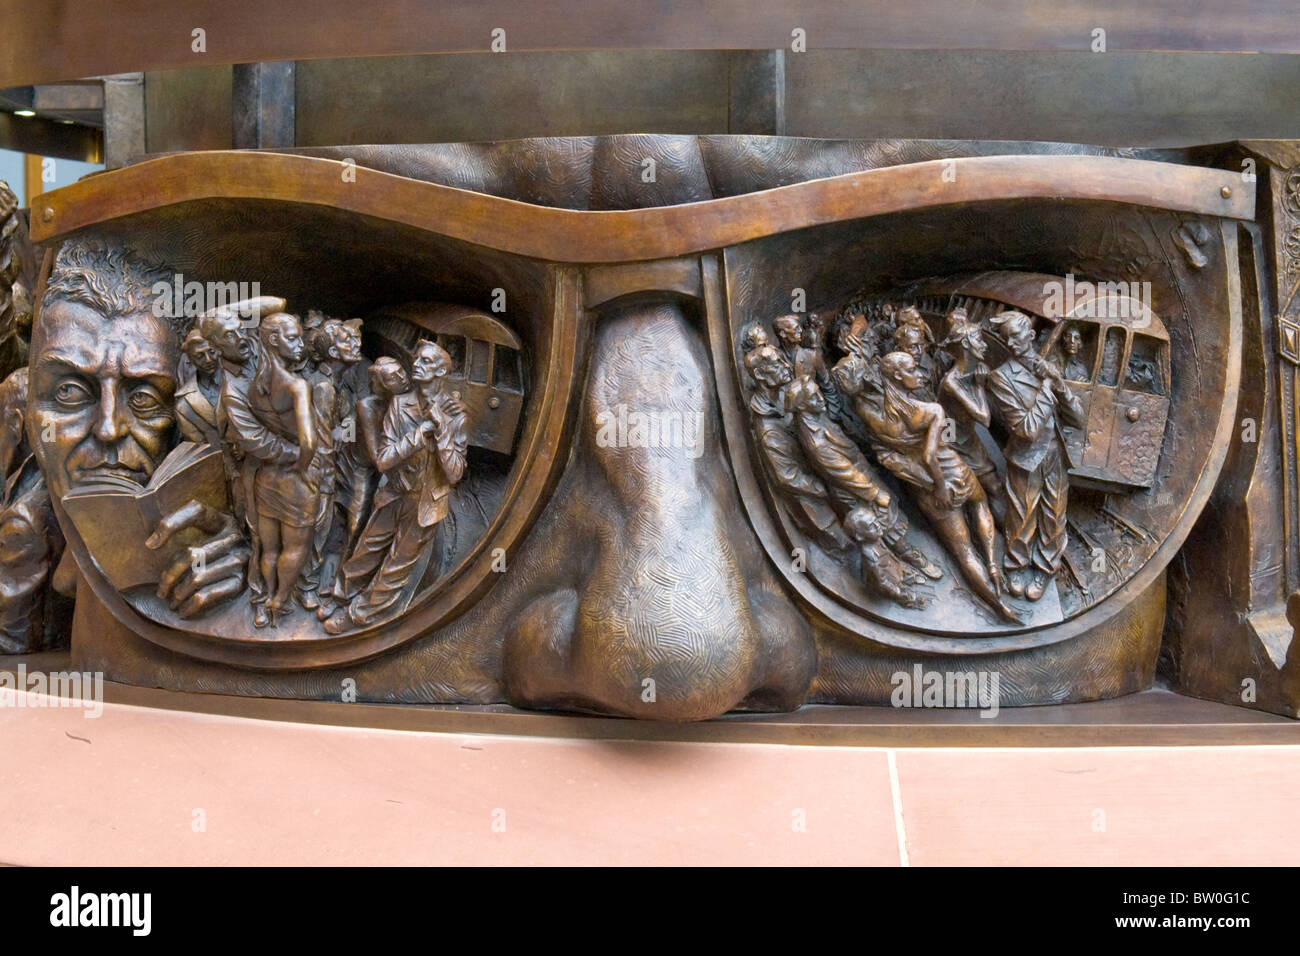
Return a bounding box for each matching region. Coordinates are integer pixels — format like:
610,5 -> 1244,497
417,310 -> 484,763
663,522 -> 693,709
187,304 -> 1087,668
183,289 -> 470,632
743,298 -> 1086,622
0,237 -> 479,646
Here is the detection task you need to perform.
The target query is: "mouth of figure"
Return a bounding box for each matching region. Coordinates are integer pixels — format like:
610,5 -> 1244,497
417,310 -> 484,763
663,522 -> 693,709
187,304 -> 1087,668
71,464 -> 149,486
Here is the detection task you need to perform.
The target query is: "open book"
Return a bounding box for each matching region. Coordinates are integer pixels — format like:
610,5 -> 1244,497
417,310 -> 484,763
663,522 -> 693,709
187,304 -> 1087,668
60,442 -> 229,590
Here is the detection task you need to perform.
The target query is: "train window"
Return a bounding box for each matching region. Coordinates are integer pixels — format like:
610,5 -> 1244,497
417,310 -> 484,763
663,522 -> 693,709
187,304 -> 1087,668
493,345 -> 523,393
1125,333 -> 1166,395
467,338 -> 491,385
1055,321 -> 1096,383
1098,326 -> 1126,387
437,334 -> 466,375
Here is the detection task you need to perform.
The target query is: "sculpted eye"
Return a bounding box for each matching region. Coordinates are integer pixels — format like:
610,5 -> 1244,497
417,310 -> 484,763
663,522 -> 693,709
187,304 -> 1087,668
127,387 -> 166,416
53,379 -> 94,408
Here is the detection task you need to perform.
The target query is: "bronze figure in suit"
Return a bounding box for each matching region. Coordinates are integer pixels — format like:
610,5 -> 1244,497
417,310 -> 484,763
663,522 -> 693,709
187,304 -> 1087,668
937,308 -> 1002,511
986,310 -> 1085,602
175,328 -> 222,447
325,343 -> 466,633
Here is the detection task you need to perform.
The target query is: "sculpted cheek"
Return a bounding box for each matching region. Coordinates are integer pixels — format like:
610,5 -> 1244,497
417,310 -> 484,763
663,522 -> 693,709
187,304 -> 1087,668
29,407 -> 83,469
126,421 -> 174,470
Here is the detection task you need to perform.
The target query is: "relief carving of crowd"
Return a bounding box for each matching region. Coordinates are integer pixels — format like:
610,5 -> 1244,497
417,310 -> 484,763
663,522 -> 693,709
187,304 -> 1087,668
0,232 -> 528,650
743,299 -> 1091,624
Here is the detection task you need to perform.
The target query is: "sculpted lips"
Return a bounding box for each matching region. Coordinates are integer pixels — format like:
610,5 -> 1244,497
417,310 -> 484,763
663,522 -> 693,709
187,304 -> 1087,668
69,464 -> 150,486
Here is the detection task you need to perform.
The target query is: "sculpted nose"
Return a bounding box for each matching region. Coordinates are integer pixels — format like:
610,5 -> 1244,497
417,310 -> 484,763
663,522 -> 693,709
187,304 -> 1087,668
93,384 -> 129,444
502,300 -> 815,720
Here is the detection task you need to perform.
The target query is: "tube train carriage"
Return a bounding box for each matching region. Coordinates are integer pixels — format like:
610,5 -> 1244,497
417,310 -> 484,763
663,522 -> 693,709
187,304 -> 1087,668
885,271 -> 1171,492
364,303 -> 526,455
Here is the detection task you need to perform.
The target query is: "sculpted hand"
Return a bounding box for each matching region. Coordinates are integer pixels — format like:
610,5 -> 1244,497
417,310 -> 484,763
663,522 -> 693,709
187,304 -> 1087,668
1037,358 -> 1067,390
935,481 -> 955,510
438,392 -> 466,420
146,500 -> 249,619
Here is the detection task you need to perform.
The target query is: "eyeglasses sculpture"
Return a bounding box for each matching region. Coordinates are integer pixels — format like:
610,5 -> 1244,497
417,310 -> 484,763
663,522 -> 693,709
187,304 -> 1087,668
0,135 -> 1296,722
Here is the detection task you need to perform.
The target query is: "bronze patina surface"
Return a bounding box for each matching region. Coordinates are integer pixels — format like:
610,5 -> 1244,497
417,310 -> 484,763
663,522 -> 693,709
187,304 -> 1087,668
5,134 -> 1292,721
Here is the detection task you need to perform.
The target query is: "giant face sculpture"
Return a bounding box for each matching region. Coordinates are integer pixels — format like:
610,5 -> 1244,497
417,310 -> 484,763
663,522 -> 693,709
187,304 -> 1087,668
27,246 -> 180,502
29,240 -> 250,624
17,134 -> 1297,721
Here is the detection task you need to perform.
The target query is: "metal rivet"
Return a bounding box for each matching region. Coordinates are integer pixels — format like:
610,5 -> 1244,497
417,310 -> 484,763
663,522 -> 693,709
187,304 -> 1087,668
489,396 -> 501,409
1127,407 -> 1141,422
41,206 -> 53,222
1221,186 -> 1232,198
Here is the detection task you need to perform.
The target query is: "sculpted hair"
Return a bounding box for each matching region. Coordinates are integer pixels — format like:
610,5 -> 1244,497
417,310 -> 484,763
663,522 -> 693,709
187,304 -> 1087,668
991,309 -> 1033,337
369,356 -> 406,398
306,320 -> 339,363
740,322 -> 769,352
42,237 -> 182,337
843,506 -> 880,541
879,351 -> 914,378
182,328 -> 209,353
894,323 -> 927,347
941,308 -> 981,350
773,314 -> 802,336
745,344 -> 790,386
260,311 -> 301,341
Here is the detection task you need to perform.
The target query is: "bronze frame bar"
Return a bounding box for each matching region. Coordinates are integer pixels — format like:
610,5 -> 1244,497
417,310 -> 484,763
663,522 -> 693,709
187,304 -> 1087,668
30,151 -> 1254,261
3,1 -> 1300,88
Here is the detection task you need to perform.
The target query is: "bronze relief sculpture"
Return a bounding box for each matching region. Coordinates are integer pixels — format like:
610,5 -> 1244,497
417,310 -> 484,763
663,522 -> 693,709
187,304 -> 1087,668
7,134 -> 1296,721
31,241 -> 517,649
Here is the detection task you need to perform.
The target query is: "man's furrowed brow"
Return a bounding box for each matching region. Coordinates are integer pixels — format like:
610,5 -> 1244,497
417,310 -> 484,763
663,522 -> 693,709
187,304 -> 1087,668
121,354 -> 177,382
37,349 -> 100,377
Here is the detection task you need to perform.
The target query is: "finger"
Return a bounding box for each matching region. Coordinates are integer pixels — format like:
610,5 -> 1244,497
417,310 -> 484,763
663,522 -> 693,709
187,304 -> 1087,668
194,532 -> 245,566
146,500 -> 205,550
157,535 -> 247,601
179,576 -> 246,619
169,552 -> 246,606
157,546 -> 201,599
147,499 -> 233,550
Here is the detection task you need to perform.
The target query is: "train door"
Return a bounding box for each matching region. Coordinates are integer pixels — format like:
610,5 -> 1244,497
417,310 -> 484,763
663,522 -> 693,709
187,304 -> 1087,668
1041,295 -> 1170,490
1110,328 -> 1169,486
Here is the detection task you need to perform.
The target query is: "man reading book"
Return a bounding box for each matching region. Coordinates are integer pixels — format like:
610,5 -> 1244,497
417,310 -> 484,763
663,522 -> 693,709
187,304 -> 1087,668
27,238 -> 249,619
